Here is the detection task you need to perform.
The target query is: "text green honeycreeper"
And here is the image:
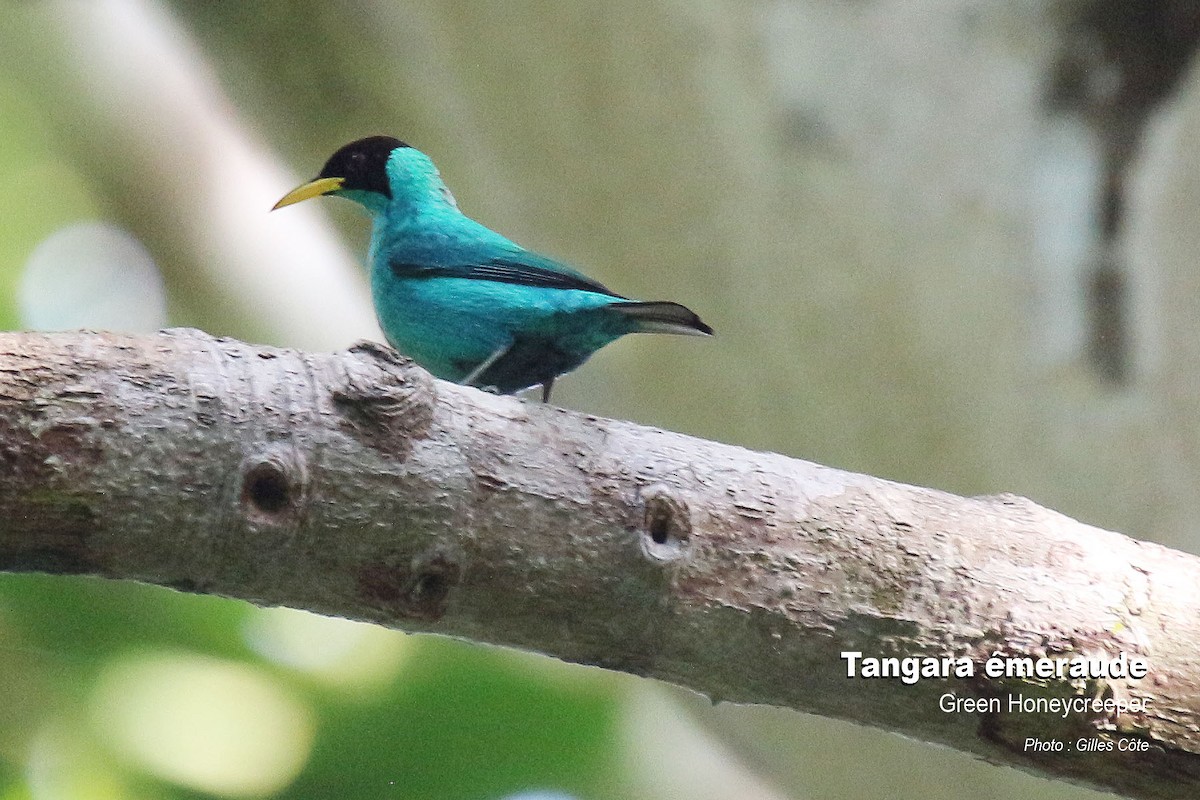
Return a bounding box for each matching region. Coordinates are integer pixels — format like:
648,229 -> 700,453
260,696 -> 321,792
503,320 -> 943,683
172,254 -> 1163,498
273,136 -> 712,402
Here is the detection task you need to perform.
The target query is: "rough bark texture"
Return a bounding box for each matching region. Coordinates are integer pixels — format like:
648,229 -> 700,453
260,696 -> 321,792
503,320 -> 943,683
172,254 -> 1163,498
1,329 -> 1198,798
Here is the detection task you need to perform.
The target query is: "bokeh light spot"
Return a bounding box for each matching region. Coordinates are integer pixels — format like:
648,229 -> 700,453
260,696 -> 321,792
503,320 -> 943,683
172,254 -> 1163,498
244,606 -> 409,692
18,221 -> 167,332
89,652 -> 314,797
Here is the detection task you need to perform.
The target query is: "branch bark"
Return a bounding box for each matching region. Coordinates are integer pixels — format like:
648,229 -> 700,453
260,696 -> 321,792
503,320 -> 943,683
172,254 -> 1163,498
2,329 -> 1197,797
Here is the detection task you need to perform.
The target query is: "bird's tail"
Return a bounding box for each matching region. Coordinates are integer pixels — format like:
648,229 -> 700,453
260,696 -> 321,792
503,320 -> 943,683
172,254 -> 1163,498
614,301 -> 713,336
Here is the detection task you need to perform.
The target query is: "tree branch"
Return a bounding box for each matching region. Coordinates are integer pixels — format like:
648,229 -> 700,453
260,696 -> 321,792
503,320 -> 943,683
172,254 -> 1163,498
2,329 -> 1197,797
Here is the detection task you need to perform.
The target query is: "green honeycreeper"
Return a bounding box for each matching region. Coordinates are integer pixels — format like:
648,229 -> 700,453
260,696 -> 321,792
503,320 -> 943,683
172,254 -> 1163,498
273,136 -> 712,402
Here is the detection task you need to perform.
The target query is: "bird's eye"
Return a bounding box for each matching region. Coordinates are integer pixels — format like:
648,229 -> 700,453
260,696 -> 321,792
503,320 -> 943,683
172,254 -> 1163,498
350,152 -> 366,166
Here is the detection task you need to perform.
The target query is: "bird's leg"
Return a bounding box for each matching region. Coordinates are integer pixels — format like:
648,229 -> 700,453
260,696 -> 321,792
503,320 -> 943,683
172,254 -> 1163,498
541,377 -> 555,403
462,343 -> 511,388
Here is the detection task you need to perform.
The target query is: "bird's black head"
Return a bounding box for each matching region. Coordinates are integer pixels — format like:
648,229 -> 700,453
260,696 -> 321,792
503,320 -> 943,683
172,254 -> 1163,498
317,136 -> 410,198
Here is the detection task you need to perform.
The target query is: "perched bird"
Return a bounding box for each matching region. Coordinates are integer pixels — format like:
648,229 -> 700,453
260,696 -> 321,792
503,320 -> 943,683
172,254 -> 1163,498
273,136 -> 711,402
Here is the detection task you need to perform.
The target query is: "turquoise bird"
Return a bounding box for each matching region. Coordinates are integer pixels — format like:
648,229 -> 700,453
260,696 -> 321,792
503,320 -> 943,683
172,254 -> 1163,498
273,136 -> 711,402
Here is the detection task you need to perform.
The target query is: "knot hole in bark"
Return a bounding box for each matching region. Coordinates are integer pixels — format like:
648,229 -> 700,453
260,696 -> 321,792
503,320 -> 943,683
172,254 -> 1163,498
239,447 -> 308,523
405,552 -> 461,619
358,551 -> 461,621
641,485 -> 691,562
410,567 -> 452,614
244,463 -> 288,513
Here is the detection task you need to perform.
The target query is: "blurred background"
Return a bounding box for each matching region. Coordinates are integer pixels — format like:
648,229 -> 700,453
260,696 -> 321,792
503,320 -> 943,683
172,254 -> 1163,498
2,1 -> 1198,798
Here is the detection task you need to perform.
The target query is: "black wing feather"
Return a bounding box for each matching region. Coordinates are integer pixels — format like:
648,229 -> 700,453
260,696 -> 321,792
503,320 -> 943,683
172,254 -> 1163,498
391,257 -> 621,297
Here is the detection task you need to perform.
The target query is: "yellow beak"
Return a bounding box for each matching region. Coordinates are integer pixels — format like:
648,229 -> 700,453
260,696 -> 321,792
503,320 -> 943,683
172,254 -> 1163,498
271,176 -> 346,210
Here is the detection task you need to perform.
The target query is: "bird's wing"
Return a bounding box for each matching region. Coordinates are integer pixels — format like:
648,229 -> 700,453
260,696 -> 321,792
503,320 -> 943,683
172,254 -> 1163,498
389,248 -> 621,297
